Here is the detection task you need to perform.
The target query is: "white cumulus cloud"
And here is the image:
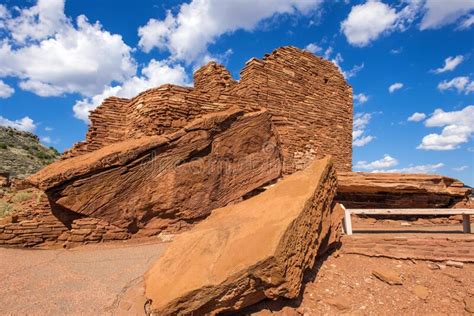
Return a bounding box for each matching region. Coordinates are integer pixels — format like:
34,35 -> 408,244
73,59 -> 189,122
371,163 -> 445,174
354,93 -> 369,104
355,154 -> 398,170
418,105 -> 474,150
353,112 -> 374,147
341,0 -> 474,46
432,55 -> 464,74
0,116 -> 36,132
305,43 -> 323,54
458,14 -> 474,29
341,1 -> 398,47
40,136 -> 52,144
420,0 -> 474,30
329,52 -> 364,79
0,4 -> 8,18
138,0 -> 323,64
355,154 -> 444,174
0,1 -> 136,97
3,0 -> 66,44
408,112 -> 426,122
0,80 -> 14,98
437,76 -> 474,94
453,165 -> 468,172
389,82 -> 404,93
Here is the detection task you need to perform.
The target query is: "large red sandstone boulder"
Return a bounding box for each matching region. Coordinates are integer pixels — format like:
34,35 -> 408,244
144,156 -> 340,315
28,108 -> 282,234
337,172 -> 472,209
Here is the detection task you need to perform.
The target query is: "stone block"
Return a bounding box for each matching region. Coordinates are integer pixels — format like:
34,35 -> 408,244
144,157 -> 339,315
29,109 -> 282,234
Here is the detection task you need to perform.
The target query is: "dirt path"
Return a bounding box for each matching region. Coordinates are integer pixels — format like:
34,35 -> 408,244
0,241 -> 167,315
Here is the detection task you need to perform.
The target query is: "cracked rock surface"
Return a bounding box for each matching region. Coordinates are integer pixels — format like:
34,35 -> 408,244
144,156 -> 341,315
28,108 -> 282,235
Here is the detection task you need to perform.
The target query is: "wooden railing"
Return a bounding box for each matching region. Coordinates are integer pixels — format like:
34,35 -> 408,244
341,205 -> 474,235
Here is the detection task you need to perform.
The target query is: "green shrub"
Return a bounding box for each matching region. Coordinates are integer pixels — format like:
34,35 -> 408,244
49,147 -> 60,156
0,142 -> 7,149
35,151 -> 51,160
0,200 -> 13,217
12,192 -> 32,203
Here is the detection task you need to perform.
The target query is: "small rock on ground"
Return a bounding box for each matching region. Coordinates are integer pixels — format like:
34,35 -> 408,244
446,260 -> 464,269
412,285 -> 430,300
372,268 -> 403,285
325,297 -> 351,311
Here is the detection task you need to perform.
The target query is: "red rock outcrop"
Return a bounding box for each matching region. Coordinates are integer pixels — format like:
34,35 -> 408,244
144,156 -> 341,315
0,190 -> 130,248
0,172 -> 9,187
337,172 -> 472,209
0,194 -> 67,247
64,46 -> 353,174
28,108 -> 282,235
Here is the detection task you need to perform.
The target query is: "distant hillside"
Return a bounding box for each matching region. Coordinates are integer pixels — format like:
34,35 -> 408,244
0,127 -> 60,178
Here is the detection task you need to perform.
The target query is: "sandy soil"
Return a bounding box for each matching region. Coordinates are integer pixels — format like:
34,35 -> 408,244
243,215 -> 474,316
0,240 -> 167,315
243,253 -> 474,315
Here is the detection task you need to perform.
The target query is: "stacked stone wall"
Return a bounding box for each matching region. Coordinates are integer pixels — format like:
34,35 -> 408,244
63,97 -> 129,158
0,198 -> 67,247
64,46 -> 353,174
0,195 -> 131,248
233,47 -> 352,173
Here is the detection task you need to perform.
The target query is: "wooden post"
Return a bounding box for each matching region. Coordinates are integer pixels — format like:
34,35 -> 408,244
463,215 -> 471,233
341,204 -> 353,235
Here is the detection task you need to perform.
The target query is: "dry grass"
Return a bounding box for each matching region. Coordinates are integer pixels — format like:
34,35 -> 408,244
12,191 -> 32,203
0,200 -> 13,217
35,192 -> 45,204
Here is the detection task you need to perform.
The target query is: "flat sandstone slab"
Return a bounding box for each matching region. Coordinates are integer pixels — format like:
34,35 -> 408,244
337,172 -> 471,208
28,108 -> 282,233
144,157 -> 340,315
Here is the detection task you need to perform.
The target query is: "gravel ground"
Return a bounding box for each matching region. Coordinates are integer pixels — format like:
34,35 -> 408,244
0,240 -> 167,315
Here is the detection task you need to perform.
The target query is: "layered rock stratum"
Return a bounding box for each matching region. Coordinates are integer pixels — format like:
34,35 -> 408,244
337,172 -> 472,208
29,108 -> 282,234
144,156 -> 341,315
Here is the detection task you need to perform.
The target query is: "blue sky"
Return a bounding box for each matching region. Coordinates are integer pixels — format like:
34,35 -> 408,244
0,0 -> 473,185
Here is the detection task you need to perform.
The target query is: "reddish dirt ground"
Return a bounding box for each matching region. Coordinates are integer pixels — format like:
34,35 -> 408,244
248,253 -> 473,315
0,240 -> 167,315
244,216 -> 474,315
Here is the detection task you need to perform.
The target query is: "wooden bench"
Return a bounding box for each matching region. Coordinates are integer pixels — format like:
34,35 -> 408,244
341,205 -> 474,235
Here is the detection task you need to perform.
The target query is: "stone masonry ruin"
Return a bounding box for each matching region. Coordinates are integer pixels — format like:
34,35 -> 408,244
64,46 -> 353,174
0,46 -> 353,248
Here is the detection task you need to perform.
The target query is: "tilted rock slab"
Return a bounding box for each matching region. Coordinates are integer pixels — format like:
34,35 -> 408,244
144,156 -> 339,315
337,172 -> 472,209
28,108 -> 282,233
